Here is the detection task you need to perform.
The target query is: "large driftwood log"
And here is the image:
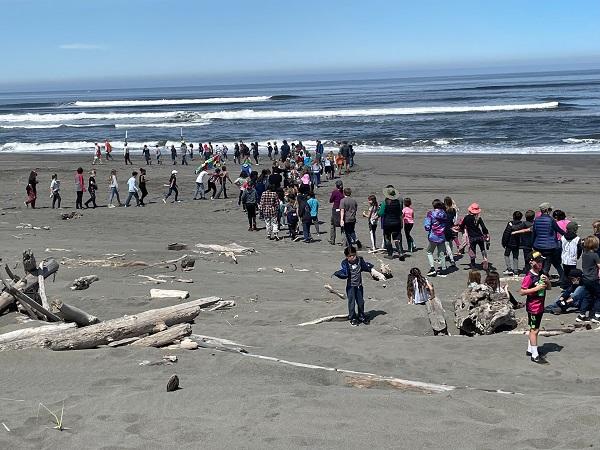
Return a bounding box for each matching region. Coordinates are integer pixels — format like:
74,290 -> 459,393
297,314 -> 348,326
1,279 -> 62,322
52,300 -> 100,326
131,323 -> 192,347
454,284 -> 517,335
0,322 -> 76,344
426,297 -> 448,335
0,258 -> 59,315
0,296 -> 220,351
195,243 -> 255,254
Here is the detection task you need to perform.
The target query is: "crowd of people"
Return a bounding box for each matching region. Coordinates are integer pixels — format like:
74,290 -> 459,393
20,137 -> 600,364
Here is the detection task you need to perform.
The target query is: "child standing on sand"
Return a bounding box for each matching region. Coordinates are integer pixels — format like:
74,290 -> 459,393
333,246 -> 375,326
403,197 -> 415,252
364,195 -> 379,250
307,191 -> 320,235
50,174 -> 61,209
520,251 -> 551,364
577,236 -> 600,323
459,203 -> 490,271
108,169 -> 122,208
335,152 -> 345,176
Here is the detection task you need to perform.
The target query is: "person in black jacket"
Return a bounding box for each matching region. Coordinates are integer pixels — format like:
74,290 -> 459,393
501,211 -> 526,275
378,186 -> 405,260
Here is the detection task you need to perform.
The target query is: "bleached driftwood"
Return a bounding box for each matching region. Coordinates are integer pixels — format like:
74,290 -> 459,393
37,262 -> 50,311
175,278 -> 194,284
0,296 -> 221,351
0,258 -> 59,315
138,275 -> 167,284
297,314 -> 348,326
454,284 -> 517,335
52,300 -> 100,326
324,284 -> 345,299
273,267 -> 285,273
207,300 -> 235,311
1,279 -> 61,322
223,252 -> 238,264
139,355 -> 178,366
191,334 -> 250,348
70,275 -> 99,291
150,289 -> 190,299
0,322 -> 76,344
131,323 -> 192,347
370,269 -> 386,281
107,337 -> 142,347
179,338 -> 199,350
195,243 -> 255,254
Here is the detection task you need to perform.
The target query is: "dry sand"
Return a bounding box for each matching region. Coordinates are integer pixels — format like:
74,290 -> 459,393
1,153 -> 600,449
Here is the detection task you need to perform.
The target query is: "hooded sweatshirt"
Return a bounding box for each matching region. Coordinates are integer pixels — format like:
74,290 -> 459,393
561,231 -> 582,266
424,208 -> 447,244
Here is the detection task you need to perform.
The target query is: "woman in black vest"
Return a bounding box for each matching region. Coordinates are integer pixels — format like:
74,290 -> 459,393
379,185 -> 405,260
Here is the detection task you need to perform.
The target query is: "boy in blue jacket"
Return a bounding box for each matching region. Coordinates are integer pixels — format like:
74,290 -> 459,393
333,246 -> 376,326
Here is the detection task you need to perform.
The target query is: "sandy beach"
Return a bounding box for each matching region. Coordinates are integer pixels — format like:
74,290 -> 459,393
1,152 -> 600,449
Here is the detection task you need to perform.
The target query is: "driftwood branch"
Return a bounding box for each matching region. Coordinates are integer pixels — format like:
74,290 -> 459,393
297,314 -> 348,326
1,278 -> 61,322
324,284 -> 345,299
70,275 -> 99,291
4,265 -> 20,283
52,300 -> 100,326
131,323 -> 192,347
37,262 -> 50,311
0,322 -> 76,344
150,289 -> 190,299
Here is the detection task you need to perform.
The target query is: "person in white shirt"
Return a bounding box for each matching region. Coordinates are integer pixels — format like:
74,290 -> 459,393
50,174 -> 61,209
194,167 -> 208,200
124,171 -> 140,207
108,169 -> 122,207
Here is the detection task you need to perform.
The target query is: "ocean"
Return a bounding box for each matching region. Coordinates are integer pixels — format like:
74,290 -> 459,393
1,69 -> 600,155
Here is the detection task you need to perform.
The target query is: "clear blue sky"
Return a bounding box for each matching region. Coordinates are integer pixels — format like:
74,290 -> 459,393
1,0 -> 599,89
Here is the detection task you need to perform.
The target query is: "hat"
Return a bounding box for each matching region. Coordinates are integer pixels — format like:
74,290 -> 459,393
382,186 -> 400,200
468,203 -> 481,214
566,221 -> 579,232
539,202 -> 552,211
530,251 -> 546,263
171,170 -> 178,174
569,268 -> 583,278
335,180 -> 344,188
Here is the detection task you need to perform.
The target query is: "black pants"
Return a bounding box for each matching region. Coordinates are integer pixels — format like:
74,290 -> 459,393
125,154 -> 132,165
384,225 -> 404,256
246,204 -> 257,228
404,223 -> 414,251
522,247 -> 532,271
205,181 -> 217,198
537,247 -> 564,279
75,191 -> 84,209
84,192 -> 97,208
52,192 -> 61,209
140,186 -> 148,205
165,186 -> 178,201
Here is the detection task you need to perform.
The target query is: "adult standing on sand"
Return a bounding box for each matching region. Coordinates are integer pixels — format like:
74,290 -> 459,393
379,185 -> 406,260
84,169 -> 98,208
340,187 -> 361,248
125,171 -> 141,207
259,185 -> 281,240
24,170 -> 38,208
163,170 -> 179,203
329,180 -> 345,245
108,169 -> 122,208
74,167 -> 86,209
532,202 -> 565,279
124,142 -> 133,165
104,139 -> 113,160
139,168 -> 148,206
171,145 -> 177,165
280,140 -> 291,162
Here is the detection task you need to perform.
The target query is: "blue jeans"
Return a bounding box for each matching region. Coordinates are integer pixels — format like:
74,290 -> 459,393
194,182 -> 205,199
545,285 -> 589,312
125,191 -> 140,206
109,187 -> 121,205
302,222 -> 311,241
347,285 -> 365,320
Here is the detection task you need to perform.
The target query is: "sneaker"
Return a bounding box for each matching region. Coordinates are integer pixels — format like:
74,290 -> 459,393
356,240 -> 363,249
591,317 -> 600,324
162,198 -> 166,204
350,319 -> 359,327
525,351 -> 532,357
502,270 -> 514,276
531,355 -> 549,364
108,204 -> 115,208
360,316 -> 370,325
427,268 -> 437,277
576,314 -> 590,323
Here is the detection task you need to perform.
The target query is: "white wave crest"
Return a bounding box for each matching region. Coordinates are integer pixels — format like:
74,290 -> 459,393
0,111 -> 180,123
195,102 -> 558,120
0,123 -> 109,130
114,121 -> 210,129
562,138 -> 600,144
72,96 -> 271,107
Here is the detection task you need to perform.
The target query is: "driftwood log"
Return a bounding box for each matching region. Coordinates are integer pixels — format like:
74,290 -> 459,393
454,284 -> 517,335
0,258 -> 59,315
1,279 -> 62,322
195,243 -> 255,254
0,296 -> 220,351
426,297 -> 448,335
131,323 -> 192,347
70,275 -> 99,291
0,322 -> 76,344
22,250 -> 37,274
324,284 -> 345,299
150,289 -> 190,299
297,314 -> 348,326
52,300 -> 100,326
167,243 -> 188,251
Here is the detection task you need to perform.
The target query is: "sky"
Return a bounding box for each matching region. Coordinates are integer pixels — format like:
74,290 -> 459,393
1,0 -> 600,90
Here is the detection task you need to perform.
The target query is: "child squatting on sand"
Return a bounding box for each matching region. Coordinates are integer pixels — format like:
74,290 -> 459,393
520,251 -> 552,364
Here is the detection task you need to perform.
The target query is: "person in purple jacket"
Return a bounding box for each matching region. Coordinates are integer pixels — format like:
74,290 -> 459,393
424,199 -> 450,276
